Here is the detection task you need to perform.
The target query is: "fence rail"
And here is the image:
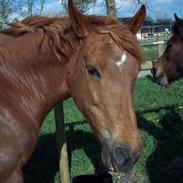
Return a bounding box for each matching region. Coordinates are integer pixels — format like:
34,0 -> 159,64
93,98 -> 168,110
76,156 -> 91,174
140,39 -> 167,70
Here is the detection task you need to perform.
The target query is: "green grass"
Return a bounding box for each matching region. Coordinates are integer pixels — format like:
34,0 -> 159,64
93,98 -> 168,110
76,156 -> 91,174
24,77 -> 183,183
142,45 -> 158,61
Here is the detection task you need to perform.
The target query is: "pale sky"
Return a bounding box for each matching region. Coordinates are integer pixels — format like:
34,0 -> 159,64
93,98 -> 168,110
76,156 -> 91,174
10,0 -> 183,20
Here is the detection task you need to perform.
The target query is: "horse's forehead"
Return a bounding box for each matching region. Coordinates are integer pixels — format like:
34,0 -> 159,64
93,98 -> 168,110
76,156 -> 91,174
85,38 -> 121,59
84,35 -> 139,72
86,32 -> 117,49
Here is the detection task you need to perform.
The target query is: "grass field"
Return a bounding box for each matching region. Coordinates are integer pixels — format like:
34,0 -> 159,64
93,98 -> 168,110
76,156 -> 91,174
142,45 -> 158,61
24,77 -> 183,183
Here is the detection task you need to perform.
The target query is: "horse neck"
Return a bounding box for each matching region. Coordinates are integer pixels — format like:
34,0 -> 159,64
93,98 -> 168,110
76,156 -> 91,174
0,31 -> 71,127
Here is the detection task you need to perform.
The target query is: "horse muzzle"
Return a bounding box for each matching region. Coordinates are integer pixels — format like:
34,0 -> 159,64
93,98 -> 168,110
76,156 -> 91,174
151,68 -> 169,86
101,139 -> 142,173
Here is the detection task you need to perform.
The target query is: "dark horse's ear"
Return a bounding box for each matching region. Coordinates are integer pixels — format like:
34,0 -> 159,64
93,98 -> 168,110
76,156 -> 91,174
124,5 -> 146,35
68,0 -> 90,37
174,13 -> 183,25
174,13 -> 183,39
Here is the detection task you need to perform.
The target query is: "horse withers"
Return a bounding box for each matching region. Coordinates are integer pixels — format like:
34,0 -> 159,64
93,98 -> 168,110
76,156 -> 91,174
152,14 -> 183,85
0,0 -> 145,182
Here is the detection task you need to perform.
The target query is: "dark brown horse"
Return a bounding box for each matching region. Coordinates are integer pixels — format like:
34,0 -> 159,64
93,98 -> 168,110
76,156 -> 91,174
152,14 -> 183,85
0,0 -> 145,182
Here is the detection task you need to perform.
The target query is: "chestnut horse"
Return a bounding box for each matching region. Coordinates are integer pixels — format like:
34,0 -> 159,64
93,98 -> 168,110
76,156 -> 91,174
0,0 -> 145,182
152,14 -> 183,85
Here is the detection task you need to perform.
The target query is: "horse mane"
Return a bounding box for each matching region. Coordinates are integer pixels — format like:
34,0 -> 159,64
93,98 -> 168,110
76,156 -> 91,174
2,16 -> 69,36
2,15 -> 143,63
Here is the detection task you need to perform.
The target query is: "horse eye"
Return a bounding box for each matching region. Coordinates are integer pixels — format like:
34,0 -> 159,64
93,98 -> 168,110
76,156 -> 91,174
86,65 -> 101,79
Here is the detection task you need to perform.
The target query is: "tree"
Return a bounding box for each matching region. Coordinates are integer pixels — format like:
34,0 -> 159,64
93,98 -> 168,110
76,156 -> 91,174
103,0 -> 151,18
0,20 -> 3,30
0,0 -> 12,22
104,0 -> 116,17
16,0 -> 46,18
40,0 -> 46,14
131,0 -> 153,13
27,0 -> 34,16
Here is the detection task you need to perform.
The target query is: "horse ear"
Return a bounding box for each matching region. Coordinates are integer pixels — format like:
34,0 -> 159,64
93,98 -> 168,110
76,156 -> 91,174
68,0 -> 90,37
124,5 -> 146,35
174,13 -> 183,24
174,13 -> 183,37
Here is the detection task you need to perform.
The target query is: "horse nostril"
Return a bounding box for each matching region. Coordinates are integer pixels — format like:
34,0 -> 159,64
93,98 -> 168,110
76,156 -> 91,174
151,67 -> 156,76
113,145 -> 130,167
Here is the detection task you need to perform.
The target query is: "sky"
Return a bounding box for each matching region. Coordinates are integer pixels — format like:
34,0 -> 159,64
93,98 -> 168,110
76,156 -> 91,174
10,0 -> 183,21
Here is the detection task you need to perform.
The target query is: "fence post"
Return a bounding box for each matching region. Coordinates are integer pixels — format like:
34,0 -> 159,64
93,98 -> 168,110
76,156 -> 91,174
55,102 -> 70,183
157,40 -> 165,57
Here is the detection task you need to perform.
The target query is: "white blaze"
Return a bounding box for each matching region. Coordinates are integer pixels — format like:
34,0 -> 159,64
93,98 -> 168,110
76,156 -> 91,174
116,51 -> 127,68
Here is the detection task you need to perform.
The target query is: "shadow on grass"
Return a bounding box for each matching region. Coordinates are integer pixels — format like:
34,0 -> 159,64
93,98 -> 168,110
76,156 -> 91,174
65,121 -> 102,172
24,133 -> 59,183
137,105 -> 183,183
24,121 -> 109,183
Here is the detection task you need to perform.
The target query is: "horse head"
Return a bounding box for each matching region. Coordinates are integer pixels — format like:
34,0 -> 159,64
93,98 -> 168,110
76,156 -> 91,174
65,0 -> 145,172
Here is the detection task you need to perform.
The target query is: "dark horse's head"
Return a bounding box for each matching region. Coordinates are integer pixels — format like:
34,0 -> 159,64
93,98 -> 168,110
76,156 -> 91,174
152,14 -> 183,86
66,0 -> 146,172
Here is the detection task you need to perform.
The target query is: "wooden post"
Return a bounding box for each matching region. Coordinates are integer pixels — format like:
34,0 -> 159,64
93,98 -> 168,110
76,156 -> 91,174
55,102 -> 70,183
154,40 -> 165,57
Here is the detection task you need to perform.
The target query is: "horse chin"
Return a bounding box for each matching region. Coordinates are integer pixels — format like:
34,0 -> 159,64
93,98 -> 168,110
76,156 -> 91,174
101,139 -> 113,171
112,161 -> 133,173
155,74 -> 169,86
158,78 -> 169,86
